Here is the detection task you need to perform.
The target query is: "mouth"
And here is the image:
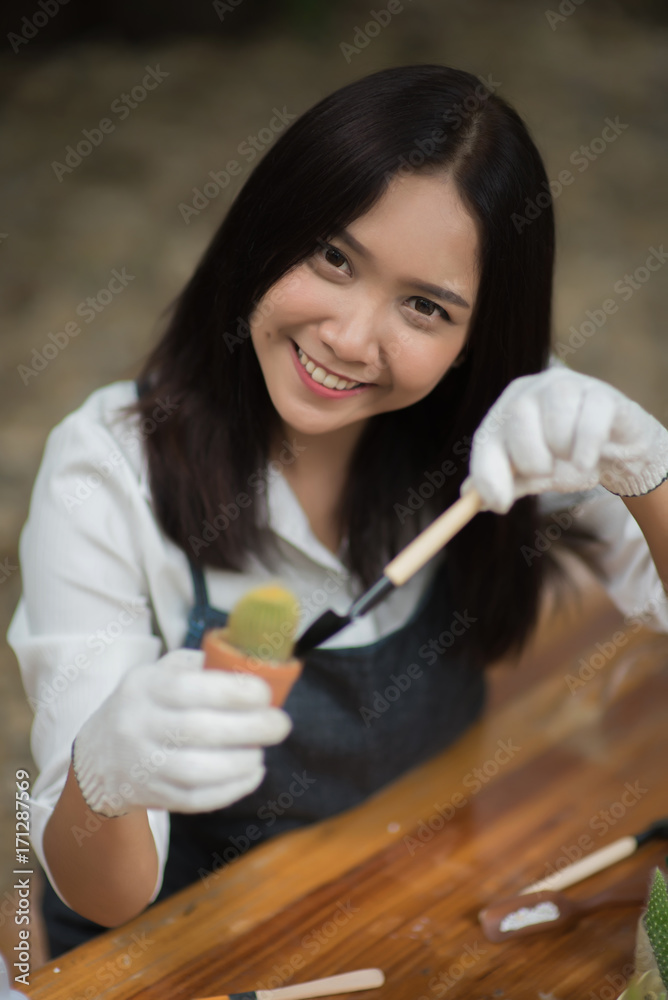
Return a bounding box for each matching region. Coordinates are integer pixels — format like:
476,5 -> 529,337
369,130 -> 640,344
289,340 -> 376,399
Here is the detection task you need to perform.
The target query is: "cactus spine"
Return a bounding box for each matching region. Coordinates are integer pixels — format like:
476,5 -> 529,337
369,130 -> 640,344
644,868 -> 668,990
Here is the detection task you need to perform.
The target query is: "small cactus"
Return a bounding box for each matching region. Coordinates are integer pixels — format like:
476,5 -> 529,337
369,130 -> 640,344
227,581 -> 300,661
644,868 -> 668,989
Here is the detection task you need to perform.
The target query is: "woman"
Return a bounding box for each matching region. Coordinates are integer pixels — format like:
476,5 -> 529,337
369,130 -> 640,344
8,64 -> 668,958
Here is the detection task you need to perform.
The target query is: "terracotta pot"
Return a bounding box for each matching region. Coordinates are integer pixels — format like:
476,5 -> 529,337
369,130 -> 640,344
202,627 -> 303,707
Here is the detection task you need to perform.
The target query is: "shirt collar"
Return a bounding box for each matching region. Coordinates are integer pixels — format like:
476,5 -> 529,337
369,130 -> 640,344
137,448 -> 347,574
263,467 -> 349,574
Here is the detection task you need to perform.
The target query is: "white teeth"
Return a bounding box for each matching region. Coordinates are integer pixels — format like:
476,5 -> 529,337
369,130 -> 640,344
295,345 -> 363,390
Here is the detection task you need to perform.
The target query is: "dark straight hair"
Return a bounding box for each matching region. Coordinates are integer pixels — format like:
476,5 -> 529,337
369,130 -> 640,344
128,64 -> 563,668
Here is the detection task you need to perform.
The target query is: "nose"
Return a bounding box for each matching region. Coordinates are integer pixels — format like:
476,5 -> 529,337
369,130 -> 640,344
316,299 -> 386,382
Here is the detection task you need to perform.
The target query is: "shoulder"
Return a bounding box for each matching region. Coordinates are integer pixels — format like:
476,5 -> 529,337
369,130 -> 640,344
27,380 -> 160,523
39,380 -> 143,480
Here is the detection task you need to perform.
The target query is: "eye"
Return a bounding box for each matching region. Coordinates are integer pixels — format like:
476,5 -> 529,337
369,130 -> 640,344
315,242 -> 351,273
406,296 -> 451,323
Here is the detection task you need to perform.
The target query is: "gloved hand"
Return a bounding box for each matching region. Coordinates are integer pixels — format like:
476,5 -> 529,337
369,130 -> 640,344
72,648 -> 292,817
461,365 -> 668,514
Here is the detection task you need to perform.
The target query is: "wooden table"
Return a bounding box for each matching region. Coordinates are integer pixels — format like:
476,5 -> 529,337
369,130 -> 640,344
25,566 -> 668,1000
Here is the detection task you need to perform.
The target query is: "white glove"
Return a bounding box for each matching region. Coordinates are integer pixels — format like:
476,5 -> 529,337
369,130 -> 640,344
72,648 -> 292,817
461,366 -> 668,514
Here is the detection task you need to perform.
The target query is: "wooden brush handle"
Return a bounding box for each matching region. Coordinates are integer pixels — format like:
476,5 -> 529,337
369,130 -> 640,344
256,968 -> 385,999
383,488 -> 484,587
191,968 -> 385,1000
519,836 -> 637,894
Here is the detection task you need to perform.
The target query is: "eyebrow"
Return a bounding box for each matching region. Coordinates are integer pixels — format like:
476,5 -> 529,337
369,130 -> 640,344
335,229 -> 472,310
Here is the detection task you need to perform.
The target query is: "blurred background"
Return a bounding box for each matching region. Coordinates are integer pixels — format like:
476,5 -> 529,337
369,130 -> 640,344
1,0 -> 667,974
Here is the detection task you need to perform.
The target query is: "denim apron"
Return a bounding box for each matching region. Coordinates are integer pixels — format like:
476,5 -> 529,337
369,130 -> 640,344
42,545 -> 486,958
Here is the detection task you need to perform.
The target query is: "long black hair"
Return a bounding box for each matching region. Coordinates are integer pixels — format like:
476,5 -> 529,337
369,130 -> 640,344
128,64 -> 561,667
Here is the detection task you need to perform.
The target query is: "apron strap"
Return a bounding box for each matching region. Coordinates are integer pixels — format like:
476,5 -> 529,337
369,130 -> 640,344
182,561 -> 229,648
182,562 -> 213,649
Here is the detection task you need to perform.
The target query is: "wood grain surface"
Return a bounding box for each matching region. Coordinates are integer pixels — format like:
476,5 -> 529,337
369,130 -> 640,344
24,569 -> 668,1000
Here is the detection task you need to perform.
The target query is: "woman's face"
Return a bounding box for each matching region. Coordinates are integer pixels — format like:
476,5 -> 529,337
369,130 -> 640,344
249,171 -> 480,447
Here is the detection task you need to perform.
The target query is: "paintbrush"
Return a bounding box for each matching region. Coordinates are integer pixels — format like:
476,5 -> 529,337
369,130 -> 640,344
190,967 -> 385,1000
519,817 -> 668,895
294,487 -> 483,655
479,876 -> 648,942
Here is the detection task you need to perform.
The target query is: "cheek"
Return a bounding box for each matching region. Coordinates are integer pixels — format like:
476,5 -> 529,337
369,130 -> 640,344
389,338 -> 463,393
253,268 -> 326,331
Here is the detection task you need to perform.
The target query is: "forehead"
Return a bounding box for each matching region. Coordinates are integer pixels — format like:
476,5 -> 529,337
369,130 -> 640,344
345,171 -> 480,299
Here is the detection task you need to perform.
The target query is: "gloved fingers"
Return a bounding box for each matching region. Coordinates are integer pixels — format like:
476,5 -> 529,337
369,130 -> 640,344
154,665 -> 273,710
155,767 -> 267,814
505,393 -> 554,478
157,648 -> 205,671
159,747 -> 265,789
571,385 -> 617,471
153,706 -> 293,748
468,431 -> 516,513
608,395 -> 648,444
540,375 -> 582,459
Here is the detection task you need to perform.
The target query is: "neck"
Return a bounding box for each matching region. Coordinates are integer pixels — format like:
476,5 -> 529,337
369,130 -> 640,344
271,418 -> 369,481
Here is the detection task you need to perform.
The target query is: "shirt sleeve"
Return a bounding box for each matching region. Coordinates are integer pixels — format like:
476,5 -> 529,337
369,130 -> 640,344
538,485 -> 668,632
6,392 -> 170,906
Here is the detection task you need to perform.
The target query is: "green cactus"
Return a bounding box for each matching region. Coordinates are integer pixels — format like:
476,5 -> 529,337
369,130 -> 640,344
226,581 -> 300,661
644,868 -> 668,989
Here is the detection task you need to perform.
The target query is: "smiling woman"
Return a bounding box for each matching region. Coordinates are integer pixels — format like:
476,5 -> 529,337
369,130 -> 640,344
250,172 -> 476,434
129,63 -> 556,649
9,63 -> 668,963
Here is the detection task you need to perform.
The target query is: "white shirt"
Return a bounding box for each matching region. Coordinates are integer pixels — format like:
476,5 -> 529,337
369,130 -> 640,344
7,381 -> 668,904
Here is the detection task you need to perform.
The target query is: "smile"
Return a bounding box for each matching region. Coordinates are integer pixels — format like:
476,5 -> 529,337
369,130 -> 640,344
295,343 -> 366,389
289,340 -> 375,399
